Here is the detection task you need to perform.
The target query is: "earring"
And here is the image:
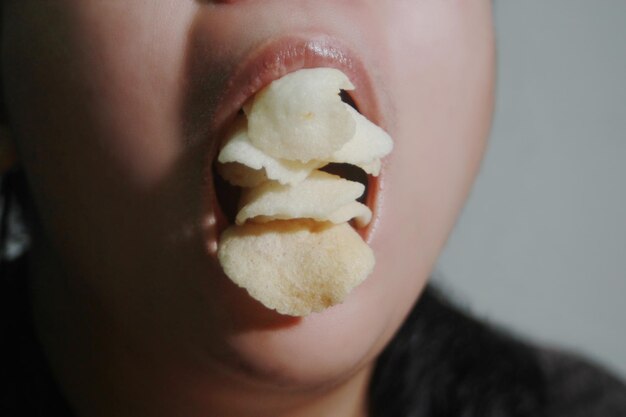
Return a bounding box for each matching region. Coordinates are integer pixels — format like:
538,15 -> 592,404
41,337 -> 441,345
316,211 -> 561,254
1,126 -> 30,263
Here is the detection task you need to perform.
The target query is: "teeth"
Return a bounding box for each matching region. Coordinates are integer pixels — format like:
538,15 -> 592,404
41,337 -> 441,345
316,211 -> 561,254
216,68 -> 393,316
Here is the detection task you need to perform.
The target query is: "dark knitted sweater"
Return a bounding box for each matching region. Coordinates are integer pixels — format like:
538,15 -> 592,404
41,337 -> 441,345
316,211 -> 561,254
2,255 -> 626,417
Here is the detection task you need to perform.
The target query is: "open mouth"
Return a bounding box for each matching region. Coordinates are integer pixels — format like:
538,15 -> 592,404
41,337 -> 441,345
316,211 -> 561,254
212,89 -> 373,231
209,58 -> 392,316
205,36 -> 391,245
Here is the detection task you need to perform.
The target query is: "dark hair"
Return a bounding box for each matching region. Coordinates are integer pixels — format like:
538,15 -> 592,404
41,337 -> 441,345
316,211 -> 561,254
369,286 -> 548,417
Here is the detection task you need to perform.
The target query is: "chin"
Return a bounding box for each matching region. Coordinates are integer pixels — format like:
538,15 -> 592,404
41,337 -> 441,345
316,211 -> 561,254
193,237 -> 431,389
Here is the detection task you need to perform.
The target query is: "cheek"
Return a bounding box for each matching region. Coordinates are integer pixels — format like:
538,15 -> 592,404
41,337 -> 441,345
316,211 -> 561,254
3,2 -> 224,349
371,1 -> 495,309
4,3 -> 201,264
16,3 -> 195,186
3,0 -> 495,389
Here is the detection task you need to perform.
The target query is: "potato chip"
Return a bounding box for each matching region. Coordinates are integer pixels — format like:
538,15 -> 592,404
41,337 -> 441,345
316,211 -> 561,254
247,201 -> 371,227
246,68 -> 356,162
235,171 -> 366,225
218,117 -> 325,186
326,105 -> 393,174
216,163 -> 267,188
327,201 -> 372,228
217,220 -> 375,316
215,68 -> 394,317
358,159 -> 382,177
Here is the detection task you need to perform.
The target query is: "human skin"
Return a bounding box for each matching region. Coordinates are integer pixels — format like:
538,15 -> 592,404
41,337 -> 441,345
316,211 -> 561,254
2,1 -> 494,417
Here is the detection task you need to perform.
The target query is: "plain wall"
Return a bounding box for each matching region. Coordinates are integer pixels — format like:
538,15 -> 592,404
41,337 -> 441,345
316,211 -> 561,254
435,1 -> 626,378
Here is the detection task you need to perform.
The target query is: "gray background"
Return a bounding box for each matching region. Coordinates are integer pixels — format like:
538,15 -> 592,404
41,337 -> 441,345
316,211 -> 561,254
435,1 -> 626,378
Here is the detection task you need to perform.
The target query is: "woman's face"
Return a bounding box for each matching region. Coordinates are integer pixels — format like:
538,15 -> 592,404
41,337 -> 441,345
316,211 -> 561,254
3,1 -> 494,387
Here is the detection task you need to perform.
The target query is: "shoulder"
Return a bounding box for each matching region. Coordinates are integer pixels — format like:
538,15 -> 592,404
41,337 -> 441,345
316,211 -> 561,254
370,285 -> 626,417
537,347 -> 626,417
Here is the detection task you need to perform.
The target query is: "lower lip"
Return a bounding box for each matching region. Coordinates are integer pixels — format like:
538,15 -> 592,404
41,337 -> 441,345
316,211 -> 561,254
209,34 -> 384,242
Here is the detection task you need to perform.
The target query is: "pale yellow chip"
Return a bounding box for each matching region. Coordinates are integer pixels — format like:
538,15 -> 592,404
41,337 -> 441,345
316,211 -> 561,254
217,116 -> 326,187
217,220 -> 375,316
335,105 -> 394,162
246,68 -> 356,162
327,201 -> 372,228
235,171 -> 367,225
358,160 -> 382,177
215,68 -> 393,317
216,163 -> 267,188
250,201 -> 371,228
326,105 -> 393,175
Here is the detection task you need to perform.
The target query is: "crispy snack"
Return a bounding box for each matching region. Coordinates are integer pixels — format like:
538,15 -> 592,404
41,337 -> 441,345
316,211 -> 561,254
235,171 -> 369,225
216,68 -> 393,316
324,105 -> 393,176
217,220 -> 375,316
218,117 -> 324,186
246,68 -> 356,162
216,163 -> 268,188
325,201 -> 372,229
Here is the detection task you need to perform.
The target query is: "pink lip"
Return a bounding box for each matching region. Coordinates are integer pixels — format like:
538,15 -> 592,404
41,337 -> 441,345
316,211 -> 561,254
209,34 -> 386,242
